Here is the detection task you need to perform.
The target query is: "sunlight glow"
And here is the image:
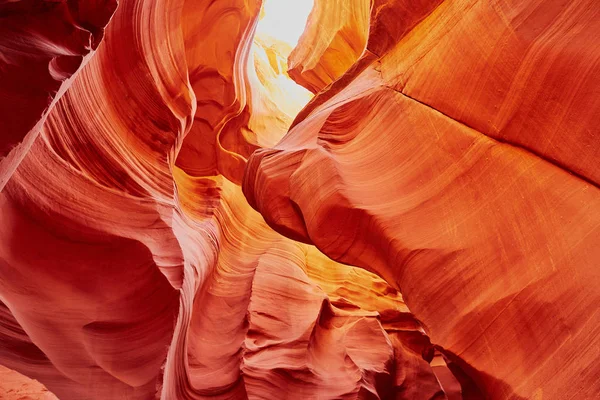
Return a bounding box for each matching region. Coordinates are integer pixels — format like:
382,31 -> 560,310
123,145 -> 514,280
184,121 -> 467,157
255,0 -> 315,48
247,0 -> 315,146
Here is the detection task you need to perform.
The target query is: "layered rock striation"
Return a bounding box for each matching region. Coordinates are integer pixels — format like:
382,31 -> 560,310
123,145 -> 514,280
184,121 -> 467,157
1,0 -> 599,399
244,0 -> 600,398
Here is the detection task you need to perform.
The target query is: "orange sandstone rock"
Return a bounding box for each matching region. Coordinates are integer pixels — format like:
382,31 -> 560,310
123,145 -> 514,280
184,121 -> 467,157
1,0 -> 598,399
0,0 -> 447,399
244,0 -> 600,398
288,0 -> 370,93
0,364 -> 58,400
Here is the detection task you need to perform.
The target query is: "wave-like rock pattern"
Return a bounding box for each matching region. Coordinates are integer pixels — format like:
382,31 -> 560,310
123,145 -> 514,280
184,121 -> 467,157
0,0 -> 117,190
244,0 -> 600,399
0,0 -> 462,399
2,0 -> 599,398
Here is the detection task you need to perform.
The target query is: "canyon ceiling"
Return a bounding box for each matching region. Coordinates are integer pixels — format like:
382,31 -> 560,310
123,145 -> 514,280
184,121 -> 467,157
0,0 -> 599,399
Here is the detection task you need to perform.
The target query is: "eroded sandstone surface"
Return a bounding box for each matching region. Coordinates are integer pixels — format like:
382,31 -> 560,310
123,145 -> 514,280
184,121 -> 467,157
1,0 -> 598,399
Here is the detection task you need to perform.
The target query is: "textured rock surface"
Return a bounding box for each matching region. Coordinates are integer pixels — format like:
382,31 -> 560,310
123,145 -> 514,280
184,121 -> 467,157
1,0 -> 599,399
0,0 -> 117,191
245,0 -> 600,399
0,0 -> 451,399
287,0 -> 370,93
0,364 -> 58,400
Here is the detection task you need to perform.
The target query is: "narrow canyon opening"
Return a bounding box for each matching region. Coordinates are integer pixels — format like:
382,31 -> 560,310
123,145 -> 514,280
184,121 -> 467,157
248,0 -> 315,142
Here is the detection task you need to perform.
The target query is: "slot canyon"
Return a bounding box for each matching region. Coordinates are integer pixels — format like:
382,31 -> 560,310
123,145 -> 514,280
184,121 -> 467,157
0,0 -> 599,399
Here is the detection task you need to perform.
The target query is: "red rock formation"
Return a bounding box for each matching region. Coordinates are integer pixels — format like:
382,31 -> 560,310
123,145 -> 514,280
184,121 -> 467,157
244,0 -> 600,398
0,0 -> 452,399
0,0 -> 117,190
1,0 -> 599,399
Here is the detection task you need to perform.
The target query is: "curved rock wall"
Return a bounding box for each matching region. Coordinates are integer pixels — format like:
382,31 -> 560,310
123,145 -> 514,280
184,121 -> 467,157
1,0 -> 599,399
244,0 -> 600,398
0,0 -> 117,190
